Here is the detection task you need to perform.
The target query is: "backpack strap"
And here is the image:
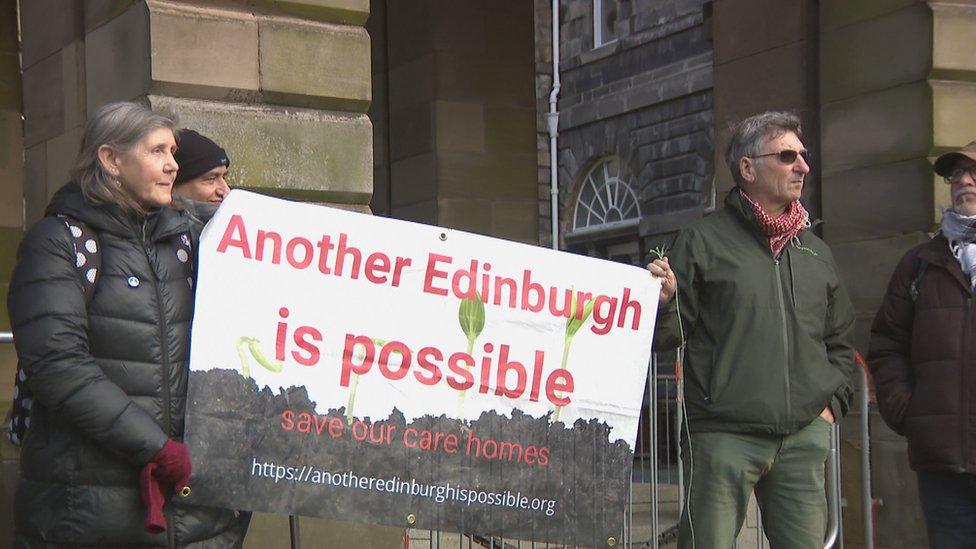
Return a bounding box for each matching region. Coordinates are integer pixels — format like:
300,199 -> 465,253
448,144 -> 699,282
178,230 -> 195,288
57,214 -> 102,302
7,216 -> 101,445
909,260 -> 929,302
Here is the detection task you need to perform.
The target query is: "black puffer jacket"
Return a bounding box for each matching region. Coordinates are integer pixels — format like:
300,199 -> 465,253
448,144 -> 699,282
9,183 -> 248,547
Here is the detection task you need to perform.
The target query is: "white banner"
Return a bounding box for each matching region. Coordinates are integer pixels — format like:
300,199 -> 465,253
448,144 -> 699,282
184,190 -> 659,543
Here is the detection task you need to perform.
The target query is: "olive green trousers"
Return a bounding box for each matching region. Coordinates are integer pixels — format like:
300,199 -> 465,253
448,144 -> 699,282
677,417 -> 832,549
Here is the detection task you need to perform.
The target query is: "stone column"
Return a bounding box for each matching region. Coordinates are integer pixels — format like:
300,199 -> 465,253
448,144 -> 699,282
384,0 -> 538,243
19,0 -> 374,220
712,0 -> 820,214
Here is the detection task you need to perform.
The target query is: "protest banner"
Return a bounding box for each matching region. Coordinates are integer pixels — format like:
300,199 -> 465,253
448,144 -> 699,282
183,190 -> 659,546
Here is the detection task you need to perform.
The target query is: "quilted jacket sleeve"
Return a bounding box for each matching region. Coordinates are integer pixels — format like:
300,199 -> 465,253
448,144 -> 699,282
8,218 -> 168,465
867,250 -> 918,435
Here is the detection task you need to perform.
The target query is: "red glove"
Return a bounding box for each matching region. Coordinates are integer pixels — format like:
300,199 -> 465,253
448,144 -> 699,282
152,439 -> 192,493
140,462 -> 166,533
139,439 -> 192,534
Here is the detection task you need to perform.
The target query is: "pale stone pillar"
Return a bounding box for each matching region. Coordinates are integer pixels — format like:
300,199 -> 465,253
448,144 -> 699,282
19,0 -> 374,220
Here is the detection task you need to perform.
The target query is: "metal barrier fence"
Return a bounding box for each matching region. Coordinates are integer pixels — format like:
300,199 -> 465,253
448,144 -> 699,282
1,333 -> 872,548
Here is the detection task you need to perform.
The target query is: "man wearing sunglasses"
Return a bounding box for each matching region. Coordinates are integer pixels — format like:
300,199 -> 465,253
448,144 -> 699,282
869,142 -> 976,548
647,111 -> 856,549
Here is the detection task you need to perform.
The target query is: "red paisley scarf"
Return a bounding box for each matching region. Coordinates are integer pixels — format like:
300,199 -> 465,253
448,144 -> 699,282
739,188 -> 809,257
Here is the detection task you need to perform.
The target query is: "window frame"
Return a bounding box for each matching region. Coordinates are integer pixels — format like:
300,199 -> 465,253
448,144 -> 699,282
593,0 -> 619,49
568,157 -> 641,239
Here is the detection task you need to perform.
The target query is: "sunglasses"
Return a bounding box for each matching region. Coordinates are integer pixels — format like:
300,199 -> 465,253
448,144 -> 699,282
944,167 -> 976,184
748,149 -> 810,164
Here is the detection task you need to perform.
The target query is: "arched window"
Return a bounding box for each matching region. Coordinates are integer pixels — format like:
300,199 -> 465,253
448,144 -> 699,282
572,157 -> 641,234
566,157 -> 643,266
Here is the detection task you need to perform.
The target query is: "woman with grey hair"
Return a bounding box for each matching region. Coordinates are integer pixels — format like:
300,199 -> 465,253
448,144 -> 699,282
7,101 -> 249,547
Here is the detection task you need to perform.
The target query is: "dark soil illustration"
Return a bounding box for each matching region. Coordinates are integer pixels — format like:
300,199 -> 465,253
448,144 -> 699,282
184,368 -> 634,546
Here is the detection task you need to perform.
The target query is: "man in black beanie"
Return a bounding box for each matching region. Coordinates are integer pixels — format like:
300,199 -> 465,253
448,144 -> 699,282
174,129 -> 231,204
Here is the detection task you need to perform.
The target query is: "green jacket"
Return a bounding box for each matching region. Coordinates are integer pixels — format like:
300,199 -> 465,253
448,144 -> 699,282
654,189 -> 856,435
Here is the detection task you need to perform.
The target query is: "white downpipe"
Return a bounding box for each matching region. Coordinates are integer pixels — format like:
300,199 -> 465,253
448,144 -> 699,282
547,0 -> 561,250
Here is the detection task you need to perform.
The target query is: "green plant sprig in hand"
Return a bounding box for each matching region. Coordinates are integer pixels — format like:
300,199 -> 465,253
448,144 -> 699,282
552,289 -> 595,422
236,337 -> 284,379
650,246 -> 684,345
456,293 -> 486,417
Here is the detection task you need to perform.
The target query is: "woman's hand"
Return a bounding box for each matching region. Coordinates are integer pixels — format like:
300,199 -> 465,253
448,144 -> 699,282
647,257 -> 676,306
140,439 -> 192,533
152,439 -> 192,493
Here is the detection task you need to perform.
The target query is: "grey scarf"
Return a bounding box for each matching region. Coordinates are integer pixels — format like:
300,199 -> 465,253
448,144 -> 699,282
941,209 -> 976,288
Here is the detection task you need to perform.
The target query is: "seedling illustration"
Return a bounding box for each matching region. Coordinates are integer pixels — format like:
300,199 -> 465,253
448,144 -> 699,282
236,336 -> 284,378
456,293 -> 486,416
552,289 -> 594,422
346,338 -> 387,424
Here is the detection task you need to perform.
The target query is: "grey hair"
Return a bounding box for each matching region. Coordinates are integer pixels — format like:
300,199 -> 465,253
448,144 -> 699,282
725,111 -> 802,186
71,101 -> 179,213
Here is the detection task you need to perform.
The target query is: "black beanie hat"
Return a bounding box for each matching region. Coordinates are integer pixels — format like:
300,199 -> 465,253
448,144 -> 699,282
174,129 -> 230,185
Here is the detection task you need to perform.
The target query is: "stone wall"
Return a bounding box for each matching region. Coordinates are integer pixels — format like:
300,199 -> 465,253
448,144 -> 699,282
19,0 -> 374,219
819,6 -> 933,545
712,0 -> 820,214
382,0 -> 538,243
535,0 -> 714,252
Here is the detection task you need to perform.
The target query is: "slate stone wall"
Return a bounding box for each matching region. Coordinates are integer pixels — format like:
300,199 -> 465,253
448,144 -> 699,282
535,0 -> 715,251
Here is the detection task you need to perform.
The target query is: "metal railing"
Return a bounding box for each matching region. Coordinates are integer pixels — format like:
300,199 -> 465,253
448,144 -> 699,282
1,334 -> 874,548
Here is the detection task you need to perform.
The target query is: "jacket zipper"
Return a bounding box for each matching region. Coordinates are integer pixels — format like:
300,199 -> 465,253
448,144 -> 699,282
140,224 -> 173,436
139,223 -> 176,549
963,297 -> 971,470
773,257 -> 792,428
787,251 -> 797,308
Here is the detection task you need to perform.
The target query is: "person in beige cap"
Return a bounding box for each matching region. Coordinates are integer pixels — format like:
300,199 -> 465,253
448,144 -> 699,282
869,141 -> 976,548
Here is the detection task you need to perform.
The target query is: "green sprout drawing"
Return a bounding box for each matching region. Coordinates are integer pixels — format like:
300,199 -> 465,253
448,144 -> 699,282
236,337 -> 284,378
346,338 -> 386,424
552,289 -> 595,422
456,293 -> 486,416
